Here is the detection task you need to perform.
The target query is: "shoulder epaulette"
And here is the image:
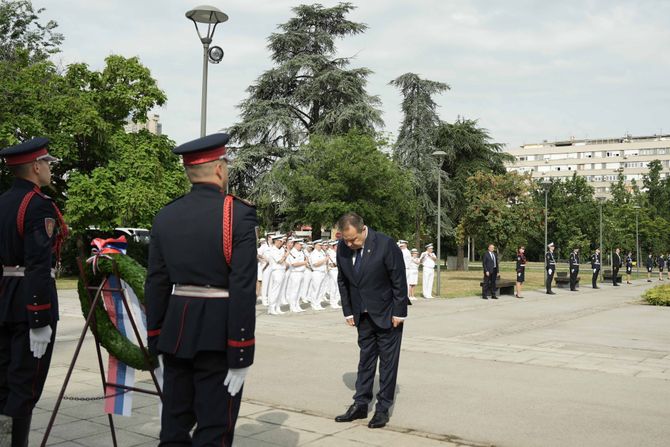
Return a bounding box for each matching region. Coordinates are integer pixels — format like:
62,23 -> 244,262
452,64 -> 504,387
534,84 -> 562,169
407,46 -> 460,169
229,194 -> 255,208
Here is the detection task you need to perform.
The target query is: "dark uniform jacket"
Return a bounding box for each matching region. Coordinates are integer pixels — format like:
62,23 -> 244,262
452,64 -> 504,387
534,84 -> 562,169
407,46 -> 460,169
625,256 -> 633,268
336,229 -> 408,329
646,256 -> 653,269
516,254 -> 526,273
613,253 -> 622,268
545,252 -> 557,271
145,183 -> 258,368
591,253 -> 601,269
569,252 -> 580,270
0,178 -> 59,328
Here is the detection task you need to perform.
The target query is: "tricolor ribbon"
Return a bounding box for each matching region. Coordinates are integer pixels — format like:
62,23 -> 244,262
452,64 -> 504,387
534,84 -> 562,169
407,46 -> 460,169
86,236 -> 128,274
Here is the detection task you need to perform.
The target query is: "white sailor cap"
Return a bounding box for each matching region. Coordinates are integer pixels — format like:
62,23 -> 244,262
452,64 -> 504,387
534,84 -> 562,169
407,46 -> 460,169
329,240 -> 338,246
312,239 -> 323,244
398,240 -> 408,245
425,243 -> 433,249
292,238 -> 304,244
271,234 -> 286,241
411,248 -> 418,253
547,242 -> 555,248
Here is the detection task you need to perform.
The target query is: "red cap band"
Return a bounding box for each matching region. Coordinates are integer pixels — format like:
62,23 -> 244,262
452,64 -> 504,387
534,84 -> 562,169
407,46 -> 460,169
182,146 -> 227,166
4,148 -> 48,166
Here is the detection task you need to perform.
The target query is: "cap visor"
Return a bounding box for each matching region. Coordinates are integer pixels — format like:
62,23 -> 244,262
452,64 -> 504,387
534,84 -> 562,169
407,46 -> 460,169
37,154 -> 59,163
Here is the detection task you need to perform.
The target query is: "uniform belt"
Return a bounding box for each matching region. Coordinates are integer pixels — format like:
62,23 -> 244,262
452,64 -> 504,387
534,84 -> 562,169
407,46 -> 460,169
173,284 -> 229,298
2,266 -> 56,279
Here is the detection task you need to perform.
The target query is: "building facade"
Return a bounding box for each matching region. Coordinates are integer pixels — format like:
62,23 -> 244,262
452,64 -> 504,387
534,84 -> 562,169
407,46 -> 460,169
123,113 -> 162,135
506,134 -> 670,198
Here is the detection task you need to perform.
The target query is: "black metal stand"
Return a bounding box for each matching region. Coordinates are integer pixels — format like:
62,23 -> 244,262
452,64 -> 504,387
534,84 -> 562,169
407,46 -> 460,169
41,258 -> 162,447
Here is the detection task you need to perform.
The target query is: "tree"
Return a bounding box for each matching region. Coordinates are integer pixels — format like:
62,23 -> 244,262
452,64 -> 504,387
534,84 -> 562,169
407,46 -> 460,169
0,0 -> 63,62
228,2 -> 383,206
276,131 -> 415,238
436,118 -> 512,266
65,131 -> 189,231
459,172 -> 541,259
390,72 -> 449,248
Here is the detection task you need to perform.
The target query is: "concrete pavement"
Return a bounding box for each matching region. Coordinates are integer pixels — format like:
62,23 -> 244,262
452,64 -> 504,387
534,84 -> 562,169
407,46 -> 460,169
29,278 -> 670,446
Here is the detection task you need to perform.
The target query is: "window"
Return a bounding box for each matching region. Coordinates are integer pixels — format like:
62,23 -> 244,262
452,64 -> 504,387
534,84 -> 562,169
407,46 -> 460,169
582,152 -> 593,158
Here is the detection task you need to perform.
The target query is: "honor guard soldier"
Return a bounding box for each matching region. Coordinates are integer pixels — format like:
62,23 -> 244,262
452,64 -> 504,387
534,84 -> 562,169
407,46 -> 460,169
515,246 -> 526,298
625,251 -> 633,284
569,247 -> 580,291
145,133 -> 258,446
591,248 -> 601,288
612,248 -> 622,286
646,253 -> 653,282
0,138 -> 67,446
545,242 -> 557,294
657,254 -> 664,281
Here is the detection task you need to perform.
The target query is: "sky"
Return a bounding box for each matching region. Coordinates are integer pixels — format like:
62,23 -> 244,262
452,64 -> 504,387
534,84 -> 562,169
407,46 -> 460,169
40,0 -> 670,149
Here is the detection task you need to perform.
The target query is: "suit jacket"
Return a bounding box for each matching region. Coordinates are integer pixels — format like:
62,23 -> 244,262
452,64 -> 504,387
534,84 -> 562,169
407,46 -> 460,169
336,229 -> 408,329
613,253 -> 622,268
482,251 -> 497,274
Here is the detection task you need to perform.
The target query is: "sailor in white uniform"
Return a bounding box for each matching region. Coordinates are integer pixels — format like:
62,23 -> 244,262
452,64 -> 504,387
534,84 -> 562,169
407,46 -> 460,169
326,240 -> 341,309
267,234 -> 288,314
420,243 -> 437,299
308,240 -> 327,310
257,238 -> 269,302
286,239 -> 307,312
260,234 -> 274,305
407,248 -> 420,299
299,243 -> 314,304
398,240 -> 412,297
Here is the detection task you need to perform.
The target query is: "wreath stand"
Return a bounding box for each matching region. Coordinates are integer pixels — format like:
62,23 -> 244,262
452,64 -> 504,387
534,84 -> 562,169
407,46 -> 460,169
40,257 -> 163,447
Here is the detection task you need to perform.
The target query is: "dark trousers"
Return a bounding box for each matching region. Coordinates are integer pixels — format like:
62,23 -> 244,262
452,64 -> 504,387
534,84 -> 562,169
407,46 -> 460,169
160,351 -> 242,447
0,322 -> 56,417
353,313 -> 403,414
570,267 -> 579,290
546,268 -> 555,292
613,267 -> 620,285
592,268 -> 600,288
482,269 -> 497,297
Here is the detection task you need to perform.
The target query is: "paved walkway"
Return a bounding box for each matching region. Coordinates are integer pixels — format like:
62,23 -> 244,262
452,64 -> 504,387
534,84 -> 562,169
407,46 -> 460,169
28,279 -> 670,446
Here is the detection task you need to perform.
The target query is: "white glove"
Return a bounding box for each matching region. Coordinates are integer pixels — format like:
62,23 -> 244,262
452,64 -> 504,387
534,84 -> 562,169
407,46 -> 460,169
593,268 -> 597,273
548,269 -> 553,275
224,367 -> 249,397
571,269 -> 574,273
29,326 -> 52,359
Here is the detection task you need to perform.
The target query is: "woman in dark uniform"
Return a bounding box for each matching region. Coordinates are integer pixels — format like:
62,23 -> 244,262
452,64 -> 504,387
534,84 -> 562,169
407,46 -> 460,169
625,251 -> 633,284
515,246 -> 527,298
658,254 -> 665,281
646,253 -> 654,282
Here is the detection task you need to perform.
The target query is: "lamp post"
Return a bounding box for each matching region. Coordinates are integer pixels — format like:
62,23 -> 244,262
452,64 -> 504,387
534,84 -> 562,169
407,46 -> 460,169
432,150 -> 447,297
542,180 -> 551,282
633,205 -> 641,276
186,5 -> 228,137
597,196 -> 605,281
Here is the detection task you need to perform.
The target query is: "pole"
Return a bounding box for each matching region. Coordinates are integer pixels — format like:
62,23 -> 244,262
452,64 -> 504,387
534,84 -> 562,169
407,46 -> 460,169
200,41 -> 210,137
544,188 -> 548,282
636,210 -> 640,276
436,168 -> 441,297
599,202 -> 603,281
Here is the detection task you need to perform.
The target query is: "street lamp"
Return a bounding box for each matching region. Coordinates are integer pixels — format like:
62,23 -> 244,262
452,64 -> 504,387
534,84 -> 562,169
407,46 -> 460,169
186,5 -> 229,137
633,205 -> 641,277
597,196 -> 606,281
432,150 -> 447,297
541,179 -> 551,282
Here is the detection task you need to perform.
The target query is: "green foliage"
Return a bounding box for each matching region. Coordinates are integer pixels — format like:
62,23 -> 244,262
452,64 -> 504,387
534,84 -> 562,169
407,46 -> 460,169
78,253 -> 157,370
642,284 -> 670,306
229,2 -> 382,204
0,0 -> 63,62
460,172 -> 541,258
65,130 -> 188,232
277,131 -> 416,236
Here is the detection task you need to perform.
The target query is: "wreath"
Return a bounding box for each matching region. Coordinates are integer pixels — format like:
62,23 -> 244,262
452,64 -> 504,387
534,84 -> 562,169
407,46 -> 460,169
78,251 -> 158,371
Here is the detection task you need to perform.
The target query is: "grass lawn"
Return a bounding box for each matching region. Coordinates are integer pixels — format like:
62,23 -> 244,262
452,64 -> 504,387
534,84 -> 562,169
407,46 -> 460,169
56,276 -> 79,290
415,261 -> 651,299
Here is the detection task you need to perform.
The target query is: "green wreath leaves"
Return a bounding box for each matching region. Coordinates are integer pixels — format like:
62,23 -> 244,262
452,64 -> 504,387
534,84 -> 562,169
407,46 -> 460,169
78,254 -> 157,370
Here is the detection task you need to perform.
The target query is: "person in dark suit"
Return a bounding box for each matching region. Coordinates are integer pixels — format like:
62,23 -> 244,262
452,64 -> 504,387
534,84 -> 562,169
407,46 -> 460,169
145,133 -> 258,446
482,244 -> 498,299
646,253 -> 653,282
334,212 -> 408,429
515,246 -> 527,298
569,248 -> 580,291
546,242 -> 557,295
0,138 -> 67,446
612,248 -> 622,286
591,248 -> 601,288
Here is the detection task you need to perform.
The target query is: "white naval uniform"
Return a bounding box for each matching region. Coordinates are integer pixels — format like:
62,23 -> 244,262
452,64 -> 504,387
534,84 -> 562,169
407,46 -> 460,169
308,249 -> 327,310
401,247 -> 412,297
257,243 -> 270,305
267,245 -> 287,314
407,256 -> 419,291
326,248 -> 341,308
260,245 -> 273,304
286,248 -> 306,312
299,252 -> 313,304
420,251 -> 437,298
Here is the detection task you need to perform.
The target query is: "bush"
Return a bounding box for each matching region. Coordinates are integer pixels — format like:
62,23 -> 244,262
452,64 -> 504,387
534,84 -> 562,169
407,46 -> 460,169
642,285 -> 670,306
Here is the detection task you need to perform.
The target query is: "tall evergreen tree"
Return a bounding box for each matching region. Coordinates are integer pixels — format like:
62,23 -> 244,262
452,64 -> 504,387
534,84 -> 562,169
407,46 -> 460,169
390,72 -> 449,248
228,2 -> 383,202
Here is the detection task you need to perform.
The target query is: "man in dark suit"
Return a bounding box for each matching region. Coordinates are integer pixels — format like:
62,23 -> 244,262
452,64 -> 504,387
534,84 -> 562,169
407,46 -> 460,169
612,248 -> 622,286
482,244 -> 498,299
145,133 -> 258,446
334,212 -> 408,429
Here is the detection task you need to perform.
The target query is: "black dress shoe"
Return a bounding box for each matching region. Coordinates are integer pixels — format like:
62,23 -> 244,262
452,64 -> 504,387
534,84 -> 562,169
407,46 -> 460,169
491,295 -> 498,299
482,296 -> 488,300
547,291 -> 556,295
335,404 -> 367,422
368,411 -> 389,429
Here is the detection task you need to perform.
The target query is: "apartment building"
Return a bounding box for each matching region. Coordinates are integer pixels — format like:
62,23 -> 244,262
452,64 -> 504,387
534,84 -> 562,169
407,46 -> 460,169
506,134 -> 670,198
123,113 -> 162,136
